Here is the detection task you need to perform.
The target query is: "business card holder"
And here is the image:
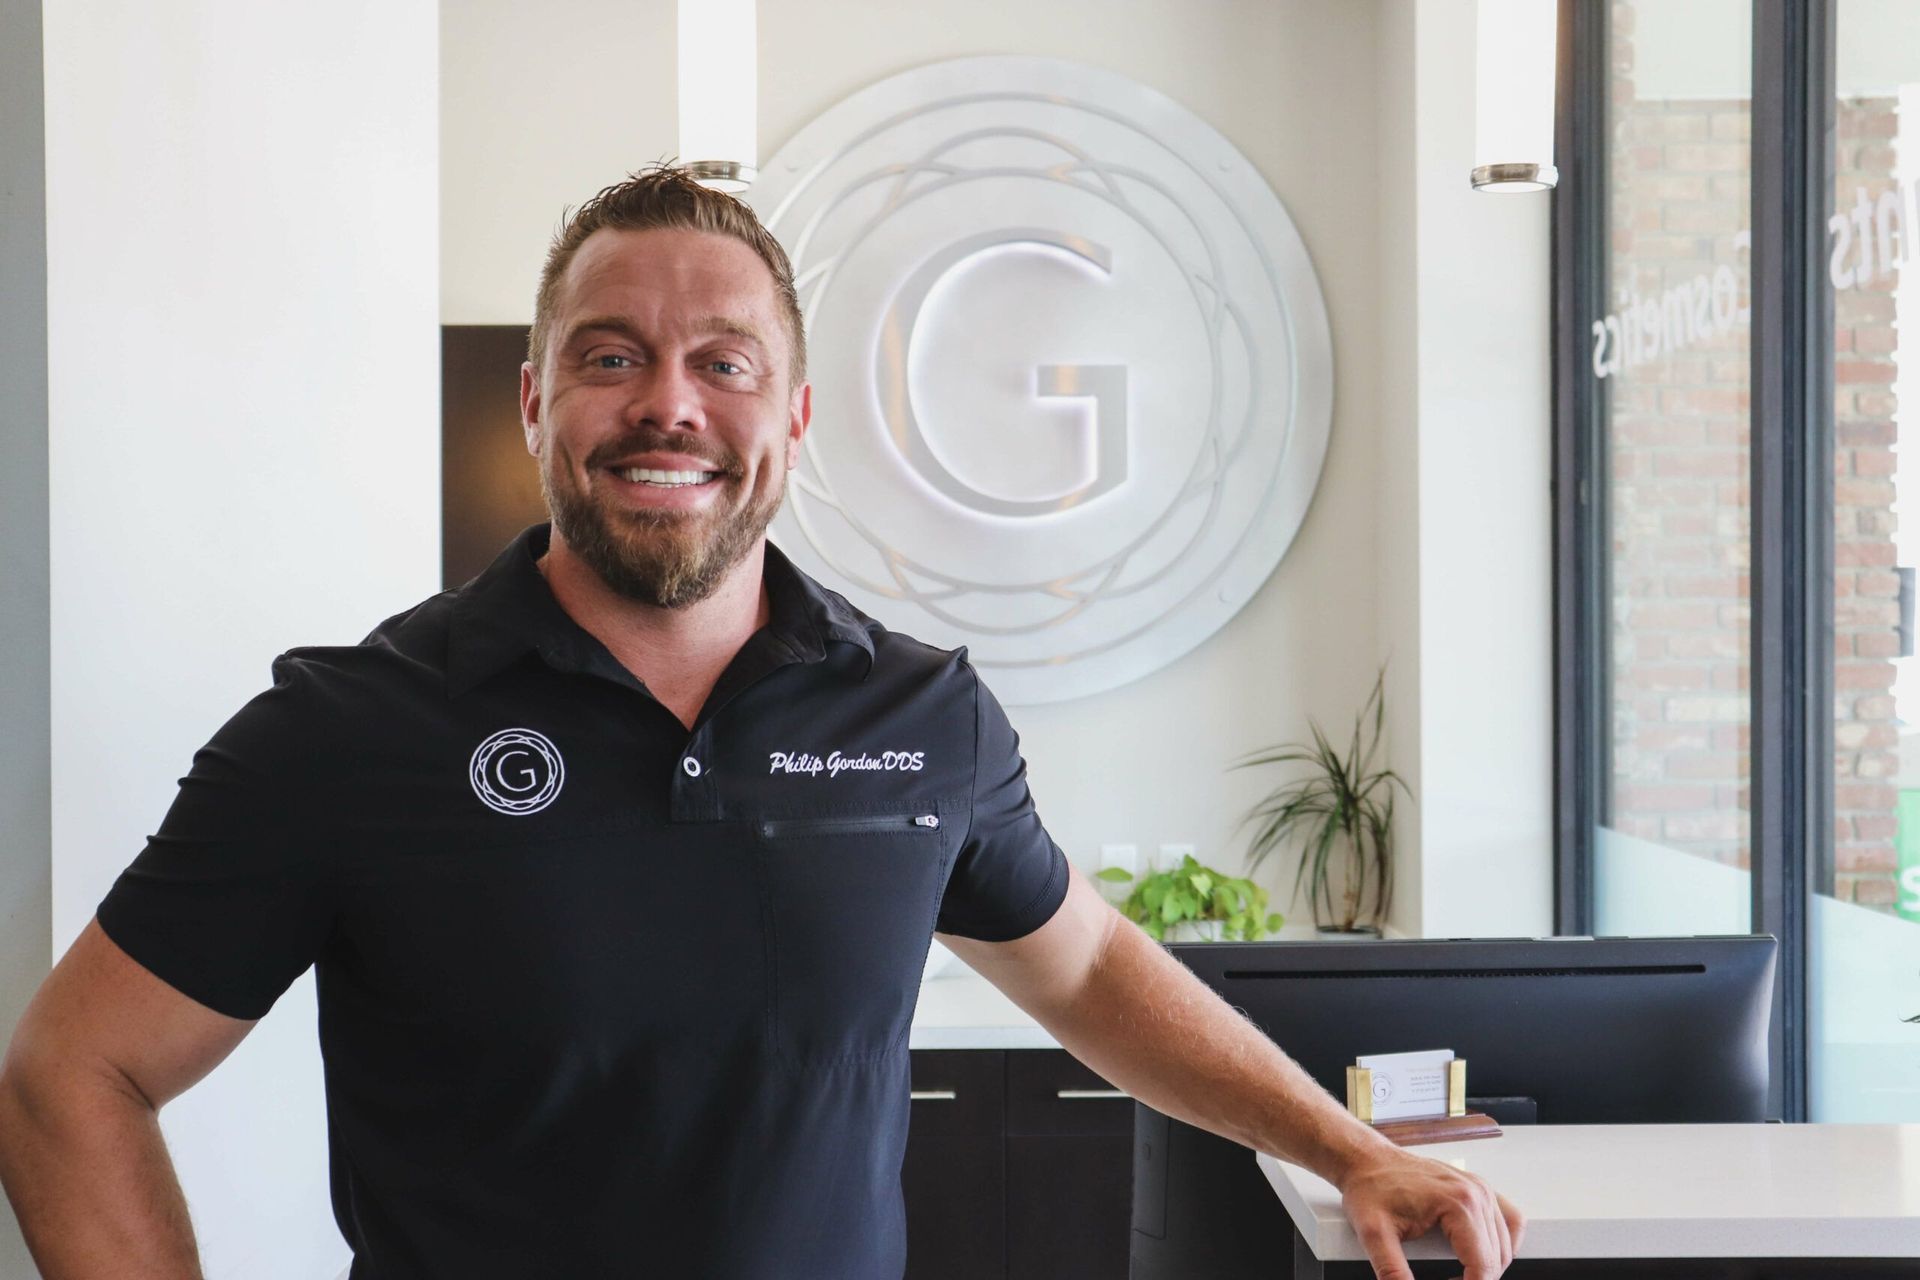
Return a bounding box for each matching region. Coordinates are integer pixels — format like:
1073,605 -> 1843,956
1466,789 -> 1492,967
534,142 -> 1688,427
1345,1059 -> 1503,1147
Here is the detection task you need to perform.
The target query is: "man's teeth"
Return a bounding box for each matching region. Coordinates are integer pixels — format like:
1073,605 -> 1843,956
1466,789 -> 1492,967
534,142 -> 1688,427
616,467 -> 719,487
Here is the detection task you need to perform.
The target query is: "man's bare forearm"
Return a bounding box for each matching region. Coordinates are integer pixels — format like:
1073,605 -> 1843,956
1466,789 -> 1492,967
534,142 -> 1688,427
1033,913 -> 1398,1190
0,1066 -> 204,1279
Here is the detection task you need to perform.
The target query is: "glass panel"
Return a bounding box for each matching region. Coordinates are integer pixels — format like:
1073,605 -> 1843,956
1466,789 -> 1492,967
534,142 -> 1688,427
1815,0 -> 1920,1123
1593,1 -> 1754,934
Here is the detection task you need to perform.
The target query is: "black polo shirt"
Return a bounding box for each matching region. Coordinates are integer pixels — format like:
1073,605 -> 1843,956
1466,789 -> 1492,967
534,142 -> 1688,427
95,521 -> 1071,1279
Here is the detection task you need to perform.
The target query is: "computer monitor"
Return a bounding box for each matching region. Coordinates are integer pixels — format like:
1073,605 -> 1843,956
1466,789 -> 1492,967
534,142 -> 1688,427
1128,935 -> 1777,1280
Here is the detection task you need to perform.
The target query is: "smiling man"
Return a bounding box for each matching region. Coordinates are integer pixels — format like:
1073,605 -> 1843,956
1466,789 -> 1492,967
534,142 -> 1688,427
0,165 -> 1522,1280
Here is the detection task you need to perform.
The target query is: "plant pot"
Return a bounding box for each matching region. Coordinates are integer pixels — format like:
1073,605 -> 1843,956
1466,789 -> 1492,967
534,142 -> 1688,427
1165,920 -> 1230,943
1314,924 -> 1382,941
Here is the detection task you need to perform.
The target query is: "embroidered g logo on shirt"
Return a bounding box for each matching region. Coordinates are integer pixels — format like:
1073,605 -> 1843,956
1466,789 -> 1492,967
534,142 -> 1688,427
470,728 -> 565,815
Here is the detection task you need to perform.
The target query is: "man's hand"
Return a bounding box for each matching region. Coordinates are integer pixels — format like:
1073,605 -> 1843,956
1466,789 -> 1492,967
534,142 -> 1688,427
1337,1143 -> 1524,1280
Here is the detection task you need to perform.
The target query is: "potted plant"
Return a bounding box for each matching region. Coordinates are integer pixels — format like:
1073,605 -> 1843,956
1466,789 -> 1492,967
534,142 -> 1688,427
1096,853 -> 1283,942
1232,668 -> 1406,936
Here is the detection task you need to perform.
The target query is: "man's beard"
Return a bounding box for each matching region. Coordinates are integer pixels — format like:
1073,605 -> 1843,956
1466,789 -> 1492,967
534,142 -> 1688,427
541,445 -> 784,609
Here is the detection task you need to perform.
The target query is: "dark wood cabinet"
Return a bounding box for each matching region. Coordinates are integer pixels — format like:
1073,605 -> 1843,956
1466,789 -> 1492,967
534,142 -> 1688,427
904,1050 -> 1007,1279
1005,1050 -> 1134,1279
904,1048 -> 1133,1280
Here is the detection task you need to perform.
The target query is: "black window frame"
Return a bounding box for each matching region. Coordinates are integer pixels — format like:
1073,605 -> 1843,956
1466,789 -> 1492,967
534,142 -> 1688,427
1552,0 -> 1837,1123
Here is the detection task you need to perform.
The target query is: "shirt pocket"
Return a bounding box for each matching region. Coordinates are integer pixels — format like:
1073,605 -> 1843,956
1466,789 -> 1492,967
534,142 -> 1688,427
752,802 -> 955,1067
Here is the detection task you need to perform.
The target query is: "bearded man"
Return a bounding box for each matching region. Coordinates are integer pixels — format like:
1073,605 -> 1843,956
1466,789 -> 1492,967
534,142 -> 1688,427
0,164 -> 1522,1280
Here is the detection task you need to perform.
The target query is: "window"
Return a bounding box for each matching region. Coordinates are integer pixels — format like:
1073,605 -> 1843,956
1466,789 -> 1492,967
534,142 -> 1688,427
1557,0 -> 1920,1121
1814,0 -> 1920,1122
1591,2 -> 1755,938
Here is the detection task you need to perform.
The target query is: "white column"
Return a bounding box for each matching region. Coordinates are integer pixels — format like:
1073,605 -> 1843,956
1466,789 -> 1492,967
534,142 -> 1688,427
1378,0 -> 1555,938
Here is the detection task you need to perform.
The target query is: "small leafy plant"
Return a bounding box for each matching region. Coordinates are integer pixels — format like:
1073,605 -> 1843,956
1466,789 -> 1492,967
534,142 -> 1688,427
1233,667 -> 1407,934
1097,854 -> 1284,942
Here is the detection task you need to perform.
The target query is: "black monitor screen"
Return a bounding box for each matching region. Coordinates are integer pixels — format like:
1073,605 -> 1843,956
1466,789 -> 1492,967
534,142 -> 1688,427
1165,934 -> 1777,1124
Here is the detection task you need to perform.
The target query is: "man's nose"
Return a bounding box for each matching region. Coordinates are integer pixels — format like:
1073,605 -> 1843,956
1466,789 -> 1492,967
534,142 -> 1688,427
625,360 -> 706,431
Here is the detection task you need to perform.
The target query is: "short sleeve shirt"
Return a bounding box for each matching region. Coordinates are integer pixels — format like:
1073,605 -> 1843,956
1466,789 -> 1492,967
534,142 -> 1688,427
94,522 -> 1070,1280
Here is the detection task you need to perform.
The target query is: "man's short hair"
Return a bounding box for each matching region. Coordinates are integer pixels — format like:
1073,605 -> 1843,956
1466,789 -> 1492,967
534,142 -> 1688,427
529,162 -> 807,388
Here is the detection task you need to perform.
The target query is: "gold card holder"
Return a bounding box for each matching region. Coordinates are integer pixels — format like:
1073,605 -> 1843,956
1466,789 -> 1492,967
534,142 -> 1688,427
1346,1059 -> 1502,1147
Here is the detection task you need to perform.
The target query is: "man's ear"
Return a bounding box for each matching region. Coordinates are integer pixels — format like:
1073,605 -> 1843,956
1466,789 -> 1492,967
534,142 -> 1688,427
786,380 -> 812,469
520,361 -> 543,457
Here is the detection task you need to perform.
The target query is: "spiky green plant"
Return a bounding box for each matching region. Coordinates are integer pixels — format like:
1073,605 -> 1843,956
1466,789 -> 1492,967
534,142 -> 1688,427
1232,668 -> 1407,933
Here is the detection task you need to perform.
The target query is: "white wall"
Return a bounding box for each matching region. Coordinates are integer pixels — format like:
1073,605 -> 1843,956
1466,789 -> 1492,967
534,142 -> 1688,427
444,0 -> 1405,910
39,2 -> 441,1275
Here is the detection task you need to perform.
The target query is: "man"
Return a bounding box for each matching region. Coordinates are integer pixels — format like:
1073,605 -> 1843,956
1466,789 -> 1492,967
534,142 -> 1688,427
0,164 -> 1521,1279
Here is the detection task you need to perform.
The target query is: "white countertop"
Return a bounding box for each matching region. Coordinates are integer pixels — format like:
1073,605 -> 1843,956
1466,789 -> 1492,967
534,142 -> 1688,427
908,919 -> 1396,1050
1259,1123 -> 1920,1259
909,961 -> 1058,1049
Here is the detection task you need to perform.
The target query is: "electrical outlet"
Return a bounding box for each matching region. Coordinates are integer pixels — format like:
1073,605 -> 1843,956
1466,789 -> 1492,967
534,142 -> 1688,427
1159,842 -> 1196,870
1099,843 -> 1139,878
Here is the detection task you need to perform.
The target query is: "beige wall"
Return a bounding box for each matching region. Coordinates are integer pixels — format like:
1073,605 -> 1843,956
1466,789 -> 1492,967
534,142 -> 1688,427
442,0 -> 1398,901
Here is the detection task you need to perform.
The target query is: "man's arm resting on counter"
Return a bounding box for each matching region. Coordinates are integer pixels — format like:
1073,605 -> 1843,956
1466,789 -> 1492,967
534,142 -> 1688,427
936,868 -> 1525,1280
0,917 -> 255,1280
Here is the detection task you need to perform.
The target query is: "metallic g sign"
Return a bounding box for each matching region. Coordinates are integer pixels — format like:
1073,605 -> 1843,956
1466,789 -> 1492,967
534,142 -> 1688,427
749,55 -> 1333,705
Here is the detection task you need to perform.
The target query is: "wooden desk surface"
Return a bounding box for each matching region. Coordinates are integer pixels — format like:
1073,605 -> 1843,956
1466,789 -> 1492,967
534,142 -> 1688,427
1258,1123 -> 1920,1260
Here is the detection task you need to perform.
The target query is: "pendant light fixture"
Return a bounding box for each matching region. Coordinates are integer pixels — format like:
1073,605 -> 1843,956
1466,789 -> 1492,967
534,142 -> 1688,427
677,0 -> 757,192
1472,0 -> 1558,192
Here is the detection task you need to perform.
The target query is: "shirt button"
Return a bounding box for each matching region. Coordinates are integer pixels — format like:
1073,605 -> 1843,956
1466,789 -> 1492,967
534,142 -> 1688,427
681,756 -> 703,778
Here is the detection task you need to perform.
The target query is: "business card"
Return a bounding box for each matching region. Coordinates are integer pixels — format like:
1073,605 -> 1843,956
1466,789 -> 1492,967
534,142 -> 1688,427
1355,1048 -> 1455,1122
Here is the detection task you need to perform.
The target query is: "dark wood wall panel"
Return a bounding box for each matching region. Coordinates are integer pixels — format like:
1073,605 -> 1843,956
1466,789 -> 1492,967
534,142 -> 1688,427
442,325 -> 547,588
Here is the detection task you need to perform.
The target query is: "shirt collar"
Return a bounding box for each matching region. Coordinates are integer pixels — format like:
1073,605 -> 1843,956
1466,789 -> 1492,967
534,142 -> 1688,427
444,522 -> 876,699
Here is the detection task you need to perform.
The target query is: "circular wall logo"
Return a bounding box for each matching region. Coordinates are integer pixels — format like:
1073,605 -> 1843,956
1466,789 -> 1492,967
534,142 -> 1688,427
748,55 -> 1333,705
469,728 -> 565,815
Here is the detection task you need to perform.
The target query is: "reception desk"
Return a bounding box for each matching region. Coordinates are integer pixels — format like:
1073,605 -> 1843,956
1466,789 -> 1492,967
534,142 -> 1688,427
1260,1124 -> 1920,1277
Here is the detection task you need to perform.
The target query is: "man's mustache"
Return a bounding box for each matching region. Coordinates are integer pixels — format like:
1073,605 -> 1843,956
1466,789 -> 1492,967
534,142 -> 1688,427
589,436 -> 740,474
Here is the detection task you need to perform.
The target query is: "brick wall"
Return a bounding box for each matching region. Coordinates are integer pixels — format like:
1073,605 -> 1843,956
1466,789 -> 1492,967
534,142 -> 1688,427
1604,0 -> 1902,910
1831,97 -> 1903,908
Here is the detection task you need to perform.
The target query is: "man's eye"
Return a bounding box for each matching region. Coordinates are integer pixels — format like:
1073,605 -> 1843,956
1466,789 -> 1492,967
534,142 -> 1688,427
594,354 -> 633,369
709,360 -> 743,376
